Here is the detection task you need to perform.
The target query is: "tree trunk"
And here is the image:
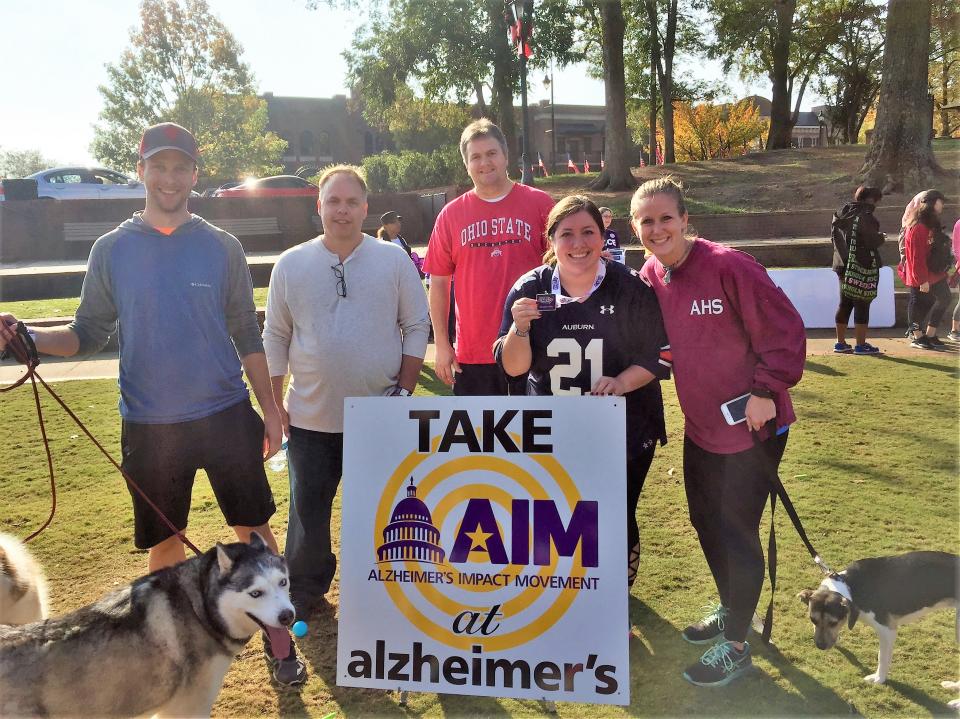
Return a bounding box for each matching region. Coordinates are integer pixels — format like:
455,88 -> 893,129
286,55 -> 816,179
648,11 -> 659,167
860,0 -> 943,192
648,0 -> 678,164
766,0 -> 796,149
486,0 -> 518,171
590,0 -> 637,191
474,81 -> 489,118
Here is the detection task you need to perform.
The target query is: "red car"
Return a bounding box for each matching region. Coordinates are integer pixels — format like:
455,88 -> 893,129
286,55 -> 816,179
213,175 -> 318,198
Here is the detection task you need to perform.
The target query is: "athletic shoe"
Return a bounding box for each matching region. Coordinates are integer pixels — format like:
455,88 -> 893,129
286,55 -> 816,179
947,330 -> 960,342
833,342 -> 853,354
682,603 -> 728,644
262,634 -> 308,686
910,336 -> 934,350
853,343 -> 881,355
928,336 -> 946,348
683,640 -> 753,687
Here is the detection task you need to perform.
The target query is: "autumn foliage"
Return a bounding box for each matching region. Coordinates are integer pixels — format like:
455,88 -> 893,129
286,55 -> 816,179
671,99 -> 769,161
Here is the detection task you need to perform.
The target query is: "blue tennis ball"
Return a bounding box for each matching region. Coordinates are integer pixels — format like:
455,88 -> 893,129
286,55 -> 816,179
292,620 -> 308,637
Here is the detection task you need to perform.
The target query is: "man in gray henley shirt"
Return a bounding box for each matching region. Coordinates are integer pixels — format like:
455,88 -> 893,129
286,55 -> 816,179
262,165 -> 430,618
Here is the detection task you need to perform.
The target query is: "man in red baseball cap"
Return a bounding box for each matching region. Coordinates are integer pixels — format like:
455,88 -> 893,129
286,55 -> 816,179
0,122 -> 305,684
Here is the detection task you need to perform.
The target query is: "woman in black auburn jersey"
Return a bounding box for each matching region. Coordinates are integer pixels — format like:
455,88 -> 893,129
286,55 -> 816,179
494,195 -> 671,592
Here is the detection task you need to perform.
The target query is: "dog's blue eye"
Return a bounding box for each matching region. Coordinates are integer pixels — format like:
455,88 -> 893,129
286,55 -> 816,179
249,590 -> 262,598
279,578 -> 288,587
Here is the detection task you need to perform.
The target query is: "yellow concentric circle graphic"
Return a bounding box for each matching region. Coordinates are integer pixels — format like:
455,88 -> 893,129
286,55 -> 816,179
372,432 -> 591,651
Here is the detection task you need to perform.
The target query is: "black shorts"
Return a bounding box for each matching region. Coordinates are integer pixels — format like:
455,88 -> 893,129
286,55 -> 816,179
454,363 -> 527,396
121,399 -> 276,549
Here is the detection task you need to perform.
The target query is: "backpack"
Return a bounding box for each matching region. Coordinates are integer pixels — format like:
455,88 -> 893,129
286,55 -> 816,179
928,229 -> 953,274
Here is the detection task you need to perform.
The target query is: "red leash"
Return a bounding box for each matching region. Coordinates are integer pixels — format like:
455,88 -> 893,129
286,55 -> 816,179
0,321 -> 202,556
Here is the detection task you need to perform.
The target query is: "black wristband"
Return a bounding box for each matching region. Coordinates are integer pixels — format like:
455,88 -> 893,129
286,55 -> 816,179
750,386 -> 774,399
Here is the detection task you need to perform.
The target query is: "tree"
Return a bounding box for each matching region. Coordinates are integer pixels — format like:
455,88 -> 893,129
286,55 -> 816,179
860,0 -> 944,192
707,0 -> 835,149
0,148 -> 56,178
815,0 -> 884,144
91,0 -> 285,181
644,0 -> 680,163
585,0 -> 637,190
930,0 -> 960,138
672,99 -> 768,161
344,0 -> 580,173
380,88 -> 473,153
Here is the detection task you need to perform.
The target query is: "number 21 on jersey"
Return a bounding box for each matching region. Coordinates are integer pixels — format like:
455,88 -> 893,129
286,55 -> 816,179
547,338 -> 604,395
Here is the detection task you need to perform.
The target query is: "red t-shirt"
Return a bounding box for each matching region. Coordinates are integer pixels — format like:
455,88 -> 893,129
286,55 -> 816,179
424,183 -> 554,363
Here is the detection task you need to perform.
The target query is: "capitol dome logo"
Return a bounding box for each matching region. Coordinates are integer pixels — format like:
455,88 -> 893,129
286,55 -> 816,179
377,478 -> 445,564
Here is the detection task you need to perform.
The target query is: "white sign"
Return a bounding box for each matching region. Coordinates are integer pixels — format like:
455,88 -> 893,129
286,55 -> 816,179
767,267 -> 896,328
337,396 -> 629,705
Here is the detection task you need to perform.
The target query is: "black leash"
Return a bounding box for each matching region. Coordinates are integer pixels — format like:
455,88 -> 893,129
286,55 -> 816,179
754,419 -> 832,644
0,320 -> 202,556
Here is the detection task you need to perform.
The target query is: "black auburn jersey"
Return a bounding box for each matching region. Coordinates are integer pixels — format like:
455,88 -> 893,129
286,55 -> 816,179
603,229 -> 621,249
494,261 -> 671,455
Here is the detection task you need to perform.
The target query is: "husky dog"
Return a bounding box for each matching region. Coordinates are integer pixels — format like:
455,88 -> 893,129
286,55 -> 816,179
0,533 -> 48,625
0,532 -> 294,718
798,551 -> 959,696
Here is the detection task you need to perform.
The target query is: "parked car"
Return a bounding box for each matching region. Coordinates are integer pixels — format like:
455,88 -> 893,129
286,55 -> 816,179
0,167 -> 147,201
213,175 -> 318,198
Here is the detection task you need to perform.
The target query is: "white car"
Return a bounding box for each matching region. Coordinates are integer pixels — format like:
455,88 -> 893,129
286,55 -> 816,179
1,167 -> 146,200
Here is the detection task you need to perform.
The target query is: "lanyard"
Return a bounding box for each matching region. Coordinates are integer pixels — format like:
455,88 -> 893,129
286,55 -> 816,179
550,260 -> 606,305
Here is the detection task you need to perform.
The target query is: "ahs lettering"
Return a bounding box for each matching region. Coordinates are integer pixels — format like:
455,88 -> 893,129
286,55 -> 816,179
689,298 -> 724,315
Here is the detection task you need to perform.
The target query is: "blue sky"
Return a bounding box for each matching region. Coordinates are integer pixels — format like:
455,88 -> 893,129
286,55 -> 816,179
1,0 -> 789,167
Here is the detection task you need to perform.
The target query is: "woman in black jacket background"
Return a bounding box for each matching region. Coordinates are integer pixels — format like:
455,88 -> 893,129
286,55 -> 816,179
831,185 -> 885,354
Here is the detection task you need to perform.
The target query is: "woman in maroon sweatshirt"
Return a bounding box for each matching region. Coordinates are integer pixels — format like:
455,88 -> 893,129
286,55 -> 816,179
633,178 -> 805,688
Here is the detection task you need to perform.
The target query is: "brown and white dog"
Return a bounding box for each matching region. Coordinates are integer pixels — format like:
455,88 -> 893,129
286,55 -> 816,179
798,551 -> 959,706
0,532 -> 49,625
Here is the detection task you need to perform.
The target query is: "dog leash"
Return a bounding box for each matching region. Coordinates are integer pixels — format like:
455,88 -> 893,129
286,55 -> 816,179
754,418 -> 833,644
0,321 -> 202,556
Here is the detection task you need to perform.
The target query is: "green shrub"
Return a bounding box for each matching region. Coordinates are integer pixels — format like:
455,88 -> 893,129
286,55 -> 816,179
361,147 -> 467,193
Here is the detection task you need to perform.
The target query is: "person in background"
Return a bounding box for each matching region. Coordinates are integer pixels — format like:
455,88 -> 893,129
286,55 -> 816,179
495,195 -> 670,594
947,217 -> 960,342
377,211 -> 412,255
378,210 -> 424,277
899,190 -> 951,350
599,206 -> 621,249
830,185 -> 885,355
633,177 -> 805,688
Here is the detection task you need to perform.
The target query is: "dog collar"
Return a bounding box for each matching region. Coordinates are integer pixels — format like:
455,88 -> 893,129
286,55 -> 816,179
820,573 -> 853,603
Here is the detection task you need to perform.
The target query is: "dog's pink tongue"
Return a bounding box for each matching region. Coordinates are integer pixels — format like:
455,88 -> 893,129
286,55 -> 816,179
266,626 -> 292,661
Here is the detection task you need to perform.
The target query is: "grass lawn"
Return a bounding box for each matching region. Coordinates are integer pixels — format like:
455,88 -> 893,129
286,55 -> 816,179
1,356 -> 957,717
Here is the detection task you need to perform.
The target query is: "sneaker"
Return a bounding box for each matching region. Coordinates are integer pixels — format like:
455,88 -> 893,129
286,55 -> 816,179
273,651 -> 308,686
263,634 -> 308,686
682,603 -> 728,644
910,336 -> 934,350
853,343 -> 881,355
947,330 -> 960,342
928,336 -> 946,348
833,342 -> 853,353
683,640 -> 753,687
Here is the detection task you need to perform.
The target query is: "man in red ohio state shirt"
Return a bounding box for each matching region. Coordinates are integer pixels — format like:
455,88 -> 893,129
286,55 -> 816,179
424,119 -> 554,395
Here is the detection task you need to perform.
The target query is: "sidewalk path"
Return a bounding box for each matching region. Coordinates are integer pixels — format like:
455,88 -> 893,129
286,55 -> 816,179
1,329 -> 955,385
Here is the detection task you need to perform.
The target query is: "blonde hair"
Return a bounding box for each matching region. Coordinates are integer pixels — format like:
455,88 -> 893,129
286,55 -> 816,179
542,195 -> 605,266
317,164 -> 368,198
630,176 -> 688,219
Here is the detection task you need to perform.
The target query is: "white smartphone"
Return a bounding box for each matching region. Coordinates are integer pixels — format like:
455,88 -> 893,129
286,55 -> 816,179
720,392 -> 752,425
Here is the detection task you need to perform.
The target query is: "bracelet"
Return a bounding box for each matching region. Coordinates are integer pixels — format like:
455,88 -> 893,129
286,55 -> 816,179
513,325 -> 530,338
750,386 -> 774,399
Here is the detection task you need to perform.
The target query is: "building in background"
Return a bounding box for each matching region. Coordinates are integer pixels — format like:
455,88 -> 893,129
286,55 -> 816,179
261,92 -> 392,174
742,96 -> 832,148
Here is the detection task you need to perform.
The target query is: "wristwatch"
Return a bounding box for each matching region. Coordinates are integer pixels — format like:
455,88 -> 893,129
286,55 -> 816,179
391,386 -> 413,397
513,325 -> 530,337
